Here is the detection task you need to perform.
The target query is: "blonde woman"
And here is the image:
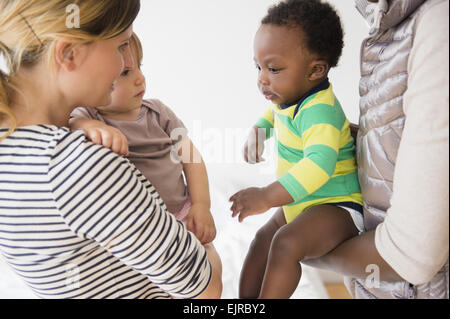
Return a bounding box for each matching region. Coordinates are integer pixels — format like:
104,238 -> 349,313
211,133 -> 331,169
0,0 -> 221,299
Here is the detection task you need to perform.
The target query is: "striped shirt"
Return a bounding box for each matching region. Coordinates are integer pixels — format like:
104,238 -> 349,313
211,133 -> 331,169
0,125 -> 211,299
256,83 -> 363,223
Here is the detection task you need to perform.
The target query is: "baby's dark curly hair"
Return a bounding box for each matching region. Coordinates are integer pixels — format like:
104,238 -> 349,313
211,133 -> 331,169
262,0 -> 344,68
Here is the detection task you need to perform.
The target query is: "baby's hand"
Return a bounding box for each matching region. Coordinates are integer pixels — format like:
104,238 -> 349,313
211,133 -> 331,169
243,126 -> 266,164
73,119 -> 129,156
229,187 -> 271,222
186,204 -> 217,245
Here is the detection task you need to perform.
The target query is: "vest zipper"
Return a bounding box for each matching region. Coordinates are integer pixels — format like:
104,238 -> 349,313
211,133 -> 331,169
407,283 -> 416,299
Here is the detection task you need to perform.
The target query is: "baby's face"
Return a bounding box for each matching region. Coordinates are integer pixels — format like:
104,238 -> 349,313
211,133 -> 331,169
253,24 -> 316,106
98,45 -> 146,115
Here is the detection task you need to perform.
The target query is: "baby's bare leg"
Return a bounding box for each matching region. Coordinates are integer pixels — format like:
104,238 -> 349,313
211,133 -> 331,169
258,204 -> 359,299
239,208 -> 286,298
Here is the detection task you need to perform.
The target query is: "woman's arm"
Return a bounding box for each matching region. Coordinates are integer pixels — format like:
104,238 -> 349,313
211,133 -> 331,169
49,129 -> 220,298
305,2 -> 449,286
302,230 -> 403,282
195,243 -> 223,299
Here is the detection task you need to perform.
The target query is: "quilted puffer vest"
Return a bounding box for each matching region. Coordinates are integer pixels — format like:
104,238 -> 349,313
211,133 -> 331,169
346,0 -> 449,299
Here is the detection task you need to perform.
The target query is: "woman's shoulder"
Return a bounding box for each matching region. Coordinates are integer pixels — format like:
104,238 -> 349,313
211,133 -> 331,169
0,124 -> 83,151
2,124 -> 117,166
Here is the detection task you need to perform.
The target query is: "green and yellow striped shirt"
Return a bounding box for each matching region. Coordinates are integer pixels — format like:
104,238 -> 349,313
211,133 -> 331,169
256,83 -> 363,223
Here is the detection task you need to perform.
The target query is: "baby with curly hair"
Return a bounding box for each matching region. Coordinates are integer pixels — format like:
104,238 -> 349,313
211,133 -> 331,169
229,0 -> 363,298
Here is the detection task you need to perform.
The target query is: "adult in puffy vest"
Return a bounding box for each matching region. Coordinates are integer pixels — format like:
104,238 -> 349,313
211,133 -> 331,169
304,0 -> 449,298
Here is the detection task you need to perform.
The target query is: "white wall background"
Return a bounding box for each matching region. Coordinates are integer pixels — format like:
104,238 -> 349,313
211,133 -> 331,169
133,0 -> 368,158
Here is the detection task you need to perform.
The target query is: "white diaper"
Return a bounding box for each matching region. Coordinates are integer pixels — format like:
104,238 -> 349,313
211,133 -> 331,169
336,205 -> 365,234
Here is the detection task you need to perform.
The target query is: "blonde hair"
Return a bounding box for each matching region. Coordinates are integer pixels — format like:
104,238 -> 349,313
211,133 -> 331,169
0,0 -> 140,141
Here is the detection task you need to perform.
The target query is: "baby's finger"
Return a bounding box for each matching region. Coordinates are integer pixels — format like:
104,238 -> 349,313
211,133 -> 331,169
121,137 -> 129,157
195,223 -> 205,243
88,129 -> 102,145
186,216 -> 195,233
111,133 -> 123,155
100,129 -> 113,149
231,202 -> 243,218
203,230 -> 213,244
229,190 -> 242,202
209,226 -> 217,242
238,209 -> 250,223
229,200 -> 237,214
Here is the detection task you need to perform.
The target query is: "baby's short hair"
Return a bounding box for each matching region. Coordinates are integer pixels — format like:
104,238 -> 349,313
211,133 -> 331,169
262,0 -> 344,68
130,32 -> 143,66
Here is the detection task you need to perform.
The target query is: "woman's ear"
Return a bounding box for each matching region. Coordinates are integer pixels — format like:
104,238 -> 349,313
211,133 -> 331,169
309,60 -> 329,81
54,39 -> 81,72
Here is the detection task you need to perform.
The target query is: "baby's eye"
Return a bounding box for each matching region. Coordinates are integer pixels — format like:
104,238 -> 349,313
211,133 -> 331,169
268,67 -> 280,74
119,41 -> 130,51
255,64 -> 261,71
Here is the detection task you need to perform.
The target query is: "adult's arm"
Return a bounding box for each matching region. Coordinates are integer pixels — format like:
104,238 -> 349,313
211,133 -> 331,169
374,1 -> 449,285
49,128 -> 220,298
304,1 -> 449,285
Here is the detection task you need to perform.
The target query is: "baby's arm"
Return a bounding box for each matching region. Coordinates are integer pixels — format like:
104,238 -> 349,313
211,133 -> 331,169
230,181 -> 294,222
69,117 -> 129,157
231,107 -> 343,222
179,137 -> 216,244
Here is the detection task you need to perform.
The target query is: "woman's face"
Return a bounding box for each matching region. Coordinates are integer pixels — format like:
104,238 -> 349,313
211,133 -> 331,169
65,25 -> 134,108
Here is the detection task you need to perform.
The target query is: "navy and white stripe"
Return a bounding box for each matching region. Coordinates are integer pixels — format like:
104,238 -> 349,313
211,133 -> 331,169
0,125 -> 211,299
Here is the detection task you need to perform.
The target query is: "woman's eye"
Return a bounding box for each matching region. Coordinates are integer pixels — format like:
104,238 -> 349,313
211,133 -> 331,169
255,64 -> 261,71
121,70 -> 130,76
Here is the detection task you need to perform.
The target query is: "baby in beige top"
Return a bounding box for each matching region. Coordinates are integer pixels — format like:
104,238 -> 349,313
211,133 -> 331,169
70,33 -> 216,244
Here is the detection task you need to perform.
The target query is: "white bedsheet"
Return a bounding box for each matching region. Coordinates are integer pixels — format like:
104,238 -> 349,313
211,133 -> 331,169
0,162 -> 329,299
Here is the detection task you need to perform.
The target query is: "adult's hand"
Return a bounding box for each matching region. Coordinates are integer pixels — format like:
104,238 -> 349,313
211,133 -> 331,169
350,122 -> 359,143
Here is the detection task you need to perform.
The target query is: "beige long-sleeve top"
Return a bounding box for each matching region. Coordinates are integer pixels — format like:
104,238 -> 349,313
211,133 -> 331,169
375,1 -> 449,285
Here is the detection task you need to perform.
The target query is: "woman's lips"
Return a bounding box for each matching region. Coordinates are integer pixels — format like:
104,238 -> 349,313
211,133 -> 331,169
135,90 -> 145,97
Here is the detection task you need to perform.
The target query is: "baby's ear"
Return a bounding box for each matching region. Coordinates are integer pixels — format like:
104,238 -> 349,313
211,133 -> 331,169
309,59 -> 329,81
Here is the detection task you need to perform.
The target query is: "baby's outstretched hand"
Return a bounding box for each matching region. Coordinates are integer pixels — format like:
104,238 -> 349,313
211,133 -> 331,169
186,204 -> 217,244
229,187 -> 271,222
